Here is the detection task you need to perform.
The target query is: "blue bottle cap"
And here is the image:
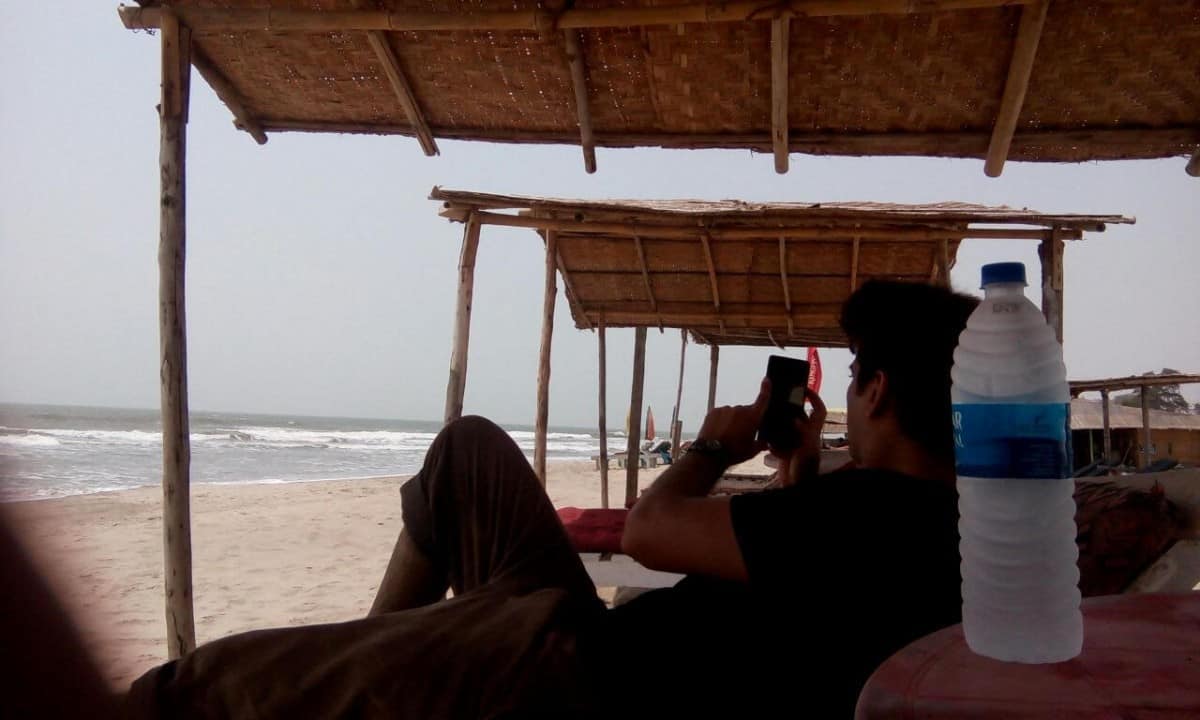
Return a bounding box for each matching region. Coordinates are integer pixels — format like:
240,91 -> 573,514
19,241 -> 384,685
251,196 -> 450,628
980,262 -> 1027,287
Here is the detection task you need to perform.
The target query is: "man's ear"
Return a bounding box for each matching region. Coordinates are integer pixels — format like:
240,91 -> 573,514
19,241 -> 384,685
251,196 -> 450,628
863,370 -> 890,419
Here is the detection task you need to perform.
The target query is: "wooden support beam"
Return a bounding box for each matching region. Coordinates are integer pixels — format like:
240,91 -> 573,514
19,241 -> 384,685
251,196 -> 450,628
627,327 -> 648,508
189,48 -> 267,144
707,345 -> 720,412
534,230 -> 558,485
632,235 -> 662,329
583,310 -> 838,327
158,9 -> 196,660
442,209 -> 1080,241
779,237 -> 794,334
670,329 -> 687,460
939,238 -> 951,287
443,213 -> 481,424
984,0 -> 1050,177
850,237 -> 860,292
563,30 -> 597,173
365,30 -> 438,156
120,1 -> 1039,32
598,317 -> 609,509
1188,149 -> 1200,177
1141,386 -> 1152,468
1038,229 -> 1065,344
555,247 -> 591,330
771,16 -> 790,173
1100,388 -> 1112,463
699,233 -> 725,333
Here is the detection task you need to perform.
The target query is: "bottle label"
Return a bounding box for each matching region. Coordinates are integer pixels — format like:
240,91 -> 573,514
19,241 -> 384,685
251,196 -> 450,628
952,403 -> 1071,479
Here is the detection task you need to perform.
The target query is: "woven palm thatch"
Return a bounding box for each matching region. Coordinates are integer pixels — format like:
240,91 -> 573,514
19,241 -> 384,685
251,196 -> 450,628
119,1 -> 1200,172
431,187 -> 1132,347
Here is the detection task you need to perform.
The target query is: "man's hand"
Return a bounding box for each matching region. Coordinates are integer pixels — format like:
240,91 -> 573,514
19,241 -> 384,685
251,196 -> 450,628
770,387 -> 827,487
695,379 -> 770,466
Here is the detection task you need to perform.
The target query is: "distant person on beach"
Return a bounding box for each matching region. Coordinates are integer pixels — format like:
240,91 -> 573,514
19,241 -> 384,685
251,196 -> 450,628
124,281 -> 977,719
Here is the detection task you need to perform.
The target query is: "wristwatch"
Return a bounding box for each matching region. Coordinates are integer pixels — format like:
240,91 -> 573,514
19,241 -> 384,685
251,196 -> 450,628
686,438 -> 727,462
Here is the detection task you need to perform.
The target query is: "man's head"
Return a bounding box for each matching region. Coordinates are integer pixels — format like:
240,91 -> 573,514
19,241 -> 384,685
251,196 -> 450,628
839,281 -> 978,469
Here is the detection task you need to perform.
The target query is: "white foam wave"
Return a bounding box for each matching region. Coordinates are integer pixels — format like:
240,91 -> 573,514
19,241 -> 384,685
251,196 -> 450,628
0,433 -> 61,447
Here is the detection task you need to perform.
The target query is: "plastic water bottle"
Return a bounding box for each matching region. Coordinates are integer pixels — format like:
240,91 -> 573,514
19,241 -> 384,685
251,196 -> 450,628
950,262 -> 1082,663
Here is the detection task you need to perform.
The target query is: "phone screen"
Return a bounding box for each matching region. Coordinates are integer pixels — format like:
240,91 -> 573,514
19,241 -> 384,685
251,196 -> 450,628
757,354 -> 811,451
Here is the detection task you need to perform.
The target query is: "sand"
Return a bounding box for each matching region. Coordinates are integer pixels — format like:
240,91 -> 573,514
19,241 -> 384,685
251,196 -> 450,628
5,459 -> 685,690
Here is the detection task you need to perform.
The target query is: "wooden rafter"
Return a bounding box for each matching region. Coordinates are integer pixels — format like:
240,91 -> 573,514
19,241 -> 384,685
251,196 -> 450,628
699,233 -> 725,334
190,47 -> 267,145
771,17 -> 790,174
119,1 -> 1039,33
850,237 -> 860,292
778,237 -> 794,334
563,30 -> 597,173
632,235 -> 663,329
767,330 -> 785,349
984,0 -> 1050,177
554,245 -> 592,331
440,210 -> 1084,241
365,30 -> 438,156
587,311 -> 838,327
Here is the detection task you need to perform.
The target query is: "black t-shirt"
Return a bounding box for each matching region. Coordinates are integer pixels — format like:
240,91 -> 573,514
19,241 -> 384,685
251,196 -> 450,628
589,468 -> 961,718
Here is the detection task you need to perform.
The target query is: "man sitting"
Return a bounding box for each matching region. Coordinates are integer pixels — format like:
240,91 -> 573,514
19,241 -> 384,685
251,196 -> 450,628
126,280 -> 976,719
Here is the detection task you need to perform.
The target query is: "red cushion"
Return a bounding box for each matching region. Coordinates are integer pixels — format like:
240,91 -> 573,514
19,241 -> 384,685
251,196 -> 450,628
557,507 -> 628,554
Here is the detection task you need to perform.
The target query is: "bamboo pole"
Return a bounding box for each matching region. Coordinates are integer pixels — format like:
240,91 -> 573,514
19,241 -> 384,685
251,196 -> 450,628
265,120 -> 1200,162
1100,388 -> 1112,463
365,30 -> 438,156
443,213 -> 482,425
584,310 -> 838,327
699,233 -> 725,333
1038,230 -> 1064,344
190,48 -> 267,145
938,238 -> 951,287
850,237 -> 860,292
556,249 -> 591,330
632,235 -> 662,329
984,0 -> 1050,177
779,237 -> 794,334
535,230 -> 559,485
598,317 -> 609,509
440,209 -> 1080,242
670,329 -> 687,459
627,327 -> 647,507
1141,386 -> 1152,468
1188,149 -> 1200,177
158,9 -> 196,660
119,1 -> 1038,33
563,30 -> 597,173
707,345 -> 720,412
771,16 -> 790,174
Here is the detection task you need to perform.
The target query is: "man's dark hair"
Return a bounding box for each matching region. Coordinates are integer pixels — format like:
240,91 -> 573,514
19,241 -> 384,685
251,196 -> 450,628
840,280 -> 979,461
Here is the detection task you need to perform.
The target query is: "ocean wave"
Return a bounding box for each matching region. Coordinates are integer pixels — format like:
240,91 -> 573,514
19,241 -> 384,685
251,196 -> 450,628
0,432 -> 62,447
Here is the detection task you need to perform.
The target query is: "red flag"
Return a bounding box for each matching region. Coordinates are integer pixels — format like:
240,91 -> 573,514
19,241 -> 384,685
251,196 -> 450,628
806,347 -> 822,394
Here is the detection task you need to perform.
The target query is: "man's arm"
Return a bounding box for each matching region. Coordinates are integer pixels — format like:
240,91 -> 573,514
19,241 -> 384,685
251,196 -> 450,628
620,383 -> 770,583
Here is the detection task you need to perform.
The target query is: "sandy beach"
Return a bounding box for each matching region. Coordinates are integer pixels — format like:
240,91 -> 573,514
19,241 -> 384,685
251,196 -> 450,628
5,459 -> 687,690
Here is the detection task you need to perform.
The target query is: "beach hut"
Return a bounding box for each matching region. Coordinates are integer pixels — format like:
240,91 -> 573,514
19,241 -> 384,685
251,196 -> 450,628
1070,374 -> 1200,468
116,0 -> 1183,658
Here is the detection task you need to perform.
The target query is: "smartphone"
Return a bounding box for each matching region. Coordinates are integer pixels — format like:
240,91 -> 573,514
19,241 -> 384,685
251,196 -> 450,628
757,354 -> 811,451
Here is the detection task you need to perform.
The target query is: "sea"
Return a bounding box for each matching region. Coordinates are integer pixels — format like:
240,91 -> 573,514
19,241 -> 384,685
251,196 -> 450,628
0,403 -> 625,502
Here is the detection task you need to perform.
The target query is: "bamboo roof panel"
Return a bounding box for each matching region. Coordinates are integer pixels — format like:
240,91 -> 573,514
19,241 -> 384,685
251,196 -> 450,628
431,189 -> 1131,348
122,1 -> 1200,167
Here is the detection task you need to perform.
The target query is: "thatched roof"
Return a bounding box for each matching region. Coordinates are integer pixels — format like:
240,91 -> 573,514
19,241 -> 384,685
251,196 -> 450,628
432,187 -> 1132,347
1071,399 -> 1200,432
119,1 -> 1200,176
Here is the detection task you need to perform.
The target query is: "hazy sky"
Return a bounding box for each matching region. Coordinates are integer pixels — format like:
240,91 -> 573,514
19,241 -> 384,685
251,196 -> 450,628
1,4 -> 1197,430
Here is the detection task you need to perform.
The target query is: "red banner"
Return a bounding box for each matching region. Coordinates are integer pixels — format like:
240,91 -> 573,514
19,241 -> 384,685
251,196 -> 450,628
807,347 -> 822,394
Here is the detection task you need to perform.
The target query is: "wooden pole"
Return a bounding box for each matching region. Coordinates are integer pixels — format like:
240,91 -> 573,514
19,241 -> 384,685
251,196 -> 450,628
1141,385 -> 1152,468
626,327 -> 648,507
670,329 -> 687,459
771,16 -> 790,174
983,0 -> 1049,177
1038,231 -> 1064,344
1187,149 -> 1200,177
850,237 -> 860,292
1100,388 -> 1112,463
442,209 -> 1081,242
190,48 -> 267,144
707,344 -> 720,412
120,1 -> 1040,33
937,238 -> 951,287
535,230 -> 559,485
443,213 -> 481,425
563,30 -> 597,173
365,30 -> 438,156
158,9 -> 196,660
598,317 -> 609,509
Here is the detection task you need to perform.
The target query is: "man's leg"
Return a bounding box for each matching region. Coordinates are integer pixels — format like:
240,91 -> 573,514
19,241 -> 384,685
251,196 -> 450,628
371,415 -> 599,614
